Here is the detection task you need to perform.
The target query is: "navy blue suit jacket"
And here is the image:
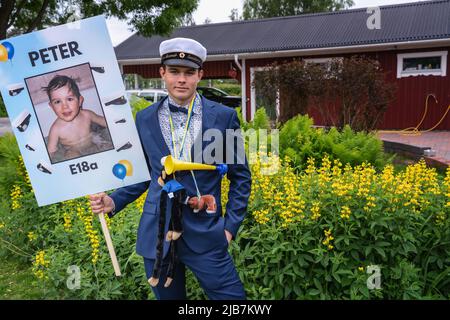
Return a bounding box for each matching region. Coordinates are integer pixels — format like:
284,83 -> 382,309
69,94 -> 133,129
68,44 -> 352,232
109,96 -> 251,259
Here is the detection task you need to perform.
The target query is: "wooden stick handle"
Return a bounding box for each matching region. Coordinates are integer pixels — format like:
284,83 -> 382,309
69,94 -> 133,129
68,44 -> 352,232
98,212 -> 122,277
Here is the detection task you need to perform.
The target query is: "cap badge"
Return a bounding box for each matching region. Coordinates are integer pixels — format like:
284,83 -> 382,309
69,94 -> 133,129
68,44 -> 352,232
179,52 -> 186,59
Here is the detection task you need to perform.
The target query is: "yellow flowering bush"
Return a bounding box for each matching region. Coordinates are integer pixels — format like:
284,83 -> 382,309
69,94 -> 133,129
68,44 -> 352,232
230,153 -> 449,299
0,134 -> 150,298
444,167 -> 450,208
322,229 -> 334,250
32,250 -> 49,279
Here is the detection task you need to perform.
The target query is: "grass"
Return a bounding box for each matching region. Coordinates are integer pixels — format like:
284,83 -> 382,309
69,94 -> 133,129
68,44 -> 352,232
0,258 -> 45,299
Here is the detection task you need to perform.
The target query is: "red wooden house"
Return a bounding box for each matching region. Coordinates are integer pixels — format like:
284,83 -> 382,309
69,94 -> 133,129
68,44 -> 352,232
115,0 -> 450,129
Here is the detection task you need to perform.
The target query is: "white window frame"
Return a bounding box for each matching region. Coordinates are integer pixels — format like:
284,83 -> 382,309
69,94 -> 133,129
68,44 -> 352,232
303,57 -> 343,65
397,51 -> 447,78
250,66 -> 280,121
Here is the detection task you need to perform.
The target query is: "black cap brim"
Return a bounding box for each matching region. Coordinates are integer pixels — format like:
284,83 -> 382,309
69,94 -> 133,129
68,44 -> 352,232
163,58 -> 201,69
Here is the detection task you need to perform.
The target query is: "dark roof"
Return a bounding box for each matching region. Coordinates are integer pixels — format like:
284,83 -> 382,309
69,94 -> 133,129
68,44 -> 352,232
115,0 -> 450,60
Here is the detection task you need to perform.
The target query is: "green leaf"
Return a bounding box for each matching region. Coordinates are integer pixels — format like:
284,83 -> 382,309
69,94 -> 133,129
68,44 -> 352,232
375,241 -> 391,247
374,247 -> 386,259
308,289 -> 321,296
284,286 -> 292,298
332,272 -> 341,283
278,273 -> 284,284
351,250 -> 360,260
313,278 -> 323,293
293,285 -> 303,297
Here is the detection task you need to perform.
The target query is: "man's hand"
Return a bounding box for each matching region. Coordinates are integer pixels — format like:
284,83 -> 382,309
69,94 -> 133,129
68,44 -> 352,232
225,229 -> 233,245
88,192 -> 114,214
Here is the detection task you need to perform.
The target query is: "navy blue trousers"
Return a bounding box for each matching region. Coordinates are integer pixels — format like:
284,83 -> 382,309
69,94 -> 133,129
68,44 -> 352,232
143,237 -> 246,300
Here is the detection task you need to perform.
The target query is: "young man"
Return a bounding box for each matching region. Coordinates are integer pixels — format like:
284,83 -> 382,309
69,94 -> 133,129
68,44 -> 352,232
89,37 -> 251,300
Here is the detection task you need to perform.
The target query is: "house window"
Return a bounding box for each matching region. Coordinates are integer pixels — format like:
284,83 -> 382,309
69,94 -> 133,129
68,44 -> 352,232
304,57 -> 342,67
250,67 -> 280,121
397,51 -> 447,78
304,57 -> 343,78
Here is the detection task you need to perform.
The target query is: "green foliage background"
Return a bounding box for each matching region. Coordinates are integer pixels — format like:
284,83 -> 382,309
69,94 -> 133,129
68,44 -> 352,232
0,97 -> 7,118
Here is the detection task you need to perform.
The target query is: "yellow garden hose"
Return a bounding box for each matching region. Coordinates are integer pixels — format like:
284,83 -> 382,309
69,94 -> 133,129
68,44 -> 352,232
376,93 -> 450,136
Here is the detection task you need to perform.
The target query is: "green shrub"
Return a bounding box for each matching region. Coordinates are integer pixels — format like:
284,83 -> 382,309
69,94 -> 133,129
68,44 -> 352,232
252,56 -> 396,130
237,107 -> 278,156
280,114 -> 391,171
239,109 -> 389,170
0,134 -> 21,197
213,83 -> 241,96
0,96 -> 7,118
237,107 -> 270,132
129,94 -> 151,118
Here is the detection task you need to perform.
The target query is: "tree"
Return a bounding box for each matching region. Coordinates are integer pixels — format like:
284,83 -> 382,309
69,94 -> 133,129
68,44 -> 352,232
253,60 -> 311,122
253,56 -> 396,131
229,8 -> 240,21
243,0 -> 354,19
0,0 -> 200,40
180,13 -> 196,27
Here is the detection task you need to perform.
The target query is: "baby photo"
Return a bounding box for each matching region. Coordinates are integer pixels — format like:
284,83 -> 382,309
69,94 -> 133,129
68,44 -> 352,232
26,63 -> 114,163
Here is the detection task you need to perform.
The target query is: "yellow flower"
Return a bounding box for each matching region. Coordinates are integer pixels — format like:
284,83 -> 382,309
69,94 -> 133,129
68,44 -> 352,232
10,184 -> 22,210
27,231 -> 37,242
323,229 -> 334,250
63,213 -> 72,232
252,209 -> 270,224
75,202 -> 101,264
305,157 -> 316,175
135,191 -> 148,211
435,212 -> 446,225
17,156 -> 32,190
32,250 -> 50,279
444,167 -> 450,207
340,206 -> 351,219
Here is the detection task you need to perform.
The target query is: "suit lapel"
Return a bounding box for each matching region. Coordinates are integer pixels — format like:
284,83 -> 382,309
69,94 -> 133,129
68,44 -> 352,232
147,98 -> 171,157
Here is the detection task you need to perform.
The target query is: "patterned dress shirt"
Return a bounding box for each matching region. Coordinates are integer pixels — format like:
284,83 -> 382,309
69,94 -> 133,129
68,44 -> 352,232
158,94 -> 202,162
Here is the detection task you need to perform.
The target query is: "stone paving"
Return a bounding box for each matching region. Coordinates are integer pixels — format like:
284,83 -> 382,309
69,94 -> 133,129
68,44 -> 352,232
377,131 -> 450,167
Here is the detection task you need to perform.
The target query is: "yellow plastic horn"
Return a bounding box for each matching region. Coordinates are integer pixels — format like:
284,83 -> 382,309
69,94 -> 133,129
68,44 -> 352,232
164,155 -> 216,175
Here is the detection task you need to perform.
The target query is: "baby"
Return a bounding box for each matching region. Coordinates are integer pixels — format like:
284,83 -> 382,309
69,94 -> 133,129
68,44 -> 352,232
45,75 -> 107,159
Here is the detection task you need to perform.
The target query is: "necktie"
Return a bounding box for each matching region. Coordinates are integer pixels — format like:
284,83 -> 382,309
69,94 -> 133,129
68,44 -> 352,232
169,103 -> 189,114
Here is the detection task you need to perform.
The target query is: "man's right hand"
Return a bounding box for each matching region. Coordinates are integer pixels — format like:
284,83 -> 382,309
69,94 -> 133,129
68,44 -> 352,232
88,192 -> 115,214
